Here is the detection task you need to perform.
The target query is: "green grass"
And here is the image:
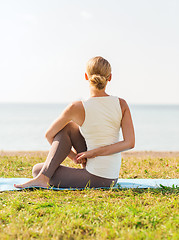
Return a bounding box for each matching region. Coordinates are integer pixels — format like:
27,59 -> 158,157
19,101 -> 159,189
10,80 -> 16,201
0,152 -> 179,239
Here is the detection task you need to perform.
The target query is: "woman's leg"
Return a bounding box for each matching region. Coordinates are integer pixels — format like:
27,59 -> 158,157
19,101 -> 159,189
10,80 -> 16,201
32,163 -> 117,188
39,122 -> 87,178
49,165 -> 118,188
32,163 -> 44,178
14,122 -> 87,188
15,122 -> 117,188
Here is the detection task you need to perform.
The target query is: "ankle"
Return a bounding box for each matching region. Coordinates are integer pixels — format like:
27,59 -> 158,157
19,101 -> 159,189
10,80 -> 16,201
36,173 -> 49,181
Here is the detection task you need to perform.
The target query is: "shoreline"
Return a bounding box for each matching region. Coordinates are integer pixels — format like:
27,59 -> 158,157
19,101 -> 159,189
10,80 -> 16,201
0,150 -> 179,158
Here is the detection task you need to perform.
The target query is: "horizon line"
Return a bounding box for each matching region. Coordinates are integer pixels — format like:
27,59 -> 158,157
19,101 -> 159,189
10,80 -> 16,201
0,101 -> 179,106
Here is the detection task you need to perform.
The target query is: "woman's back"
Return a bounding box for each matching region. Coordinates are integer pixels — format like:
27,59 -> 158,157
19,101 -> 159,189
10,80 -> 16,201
80,95 -> 122,179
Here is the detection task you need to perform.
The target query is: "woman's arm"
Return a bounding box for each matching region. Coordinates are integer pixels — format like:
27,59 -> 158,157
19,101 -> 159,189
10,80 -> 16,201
45,101 -> 84,145
75,99 -> 135,162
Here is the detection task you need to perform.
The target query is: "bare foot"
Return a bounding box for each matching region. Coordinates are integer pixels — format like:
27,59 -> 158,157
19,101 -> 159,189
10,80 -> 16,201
14,174 -> 50,189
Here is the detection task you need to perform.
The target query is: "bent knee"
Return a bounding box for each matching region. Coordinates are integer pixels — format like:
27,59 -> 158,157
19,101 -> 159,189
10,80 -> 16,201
63,122 -> 78,131
32,163 -> 44,177
54,122 -> 78,138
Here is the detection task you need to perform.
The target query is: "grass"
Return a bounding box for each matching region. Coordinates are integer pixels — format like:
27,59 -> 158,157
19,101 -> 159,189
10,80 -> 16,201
0,151 -> 179,239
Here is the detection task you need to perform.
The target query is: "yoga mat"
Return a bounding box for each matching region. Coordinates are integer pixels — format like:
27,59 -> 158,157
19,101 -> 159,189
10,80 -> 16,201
0,178 -> 178,192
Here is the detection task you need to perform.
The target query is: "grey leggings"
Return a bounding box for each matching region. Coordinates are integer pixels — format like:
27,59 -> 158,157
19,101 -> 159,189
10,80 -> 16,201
32,122 -> 118,188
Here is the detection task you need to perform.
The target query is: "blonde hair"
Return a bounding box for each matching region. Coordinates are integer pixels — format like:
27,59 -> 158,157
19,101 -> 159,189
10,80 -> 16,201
86,56 -> 111,90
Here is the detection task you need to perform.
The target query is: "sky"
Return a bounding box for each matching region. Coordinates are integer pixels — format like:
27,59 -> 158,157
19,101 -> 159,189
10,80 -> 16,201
0,0 -> 179,105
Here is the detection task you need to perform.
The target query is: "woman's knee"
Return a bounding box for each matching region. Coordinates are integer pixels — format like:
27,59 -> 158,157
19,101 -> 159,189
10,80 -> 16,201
32,163 -> 44,177
63,122 -> 78,132
54,122 -> 78,139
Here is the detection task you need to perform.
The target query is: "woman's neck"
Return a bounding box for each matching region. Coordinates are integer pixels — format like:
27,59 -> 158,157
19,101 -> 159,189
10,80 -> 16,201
90,86 -> 109,97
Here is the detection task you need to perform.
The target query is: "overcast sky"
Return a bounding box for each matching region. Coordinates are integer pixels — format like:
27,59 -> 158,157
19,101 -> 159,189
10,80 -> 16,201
0,0 -> 179,104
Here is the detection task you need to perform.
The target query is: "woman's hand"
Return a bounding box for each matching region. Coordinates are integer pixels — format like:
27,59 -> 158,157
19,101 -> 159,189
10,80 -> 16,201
73,157 -> 87,165
73,150 -> 95,164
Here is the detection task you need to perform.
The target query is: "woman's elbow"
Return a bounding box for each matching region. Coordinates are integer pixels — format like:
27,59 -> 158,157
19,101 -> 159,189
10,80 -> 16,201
45,131 -> 54,145
126,139 -> 135,150
45,130 -> 51,140
130,141 -> 135,149
129,139 -> 135,149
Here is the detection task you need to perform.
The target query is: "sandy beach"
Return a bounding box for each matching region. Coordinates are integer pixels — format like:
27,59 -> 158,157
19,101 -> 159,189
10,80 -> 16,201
122,151 -> 179,158
0,150 -> 179,158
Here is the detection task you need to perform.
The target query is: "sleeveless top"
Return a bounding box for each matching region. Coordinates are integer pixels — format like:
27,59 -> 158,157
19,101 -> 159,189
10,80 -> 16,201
79,95 -> 122,179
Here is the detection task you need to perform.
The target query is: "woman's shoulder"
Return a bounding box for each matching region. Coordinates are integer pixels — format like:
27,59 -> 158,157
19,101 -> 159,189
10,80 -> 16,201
68,100 -> 84,112
118,98 -> 130,116
66,101 -> 85,126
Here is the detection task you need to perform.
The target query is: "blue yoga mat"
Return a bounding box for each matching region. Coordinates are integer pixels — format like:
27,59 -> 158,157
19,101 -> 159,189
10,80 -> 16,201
0,178 -> 178,191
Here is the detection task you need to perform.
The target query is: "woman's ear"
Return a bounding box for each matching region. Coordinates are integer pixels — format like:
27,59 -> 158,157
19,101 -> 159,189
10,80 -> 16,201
85,73 -> 89,80
108,73 -> 112,82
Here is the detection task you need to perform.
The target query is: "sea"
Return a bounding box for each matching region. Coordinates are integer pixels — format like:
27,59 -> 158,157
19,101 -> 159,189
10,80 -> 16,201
0,103 -> 179,151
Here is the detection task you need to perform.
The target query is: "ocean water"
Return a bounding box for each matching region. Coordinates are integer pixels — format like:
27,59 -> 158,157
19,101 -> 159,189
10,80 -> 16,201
0,103 -> 179,151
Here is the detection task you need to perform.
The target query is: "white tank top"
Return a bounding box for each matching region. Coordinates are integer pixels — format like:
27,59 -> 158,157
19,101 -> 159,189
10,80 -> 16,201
80,95 -> 122,179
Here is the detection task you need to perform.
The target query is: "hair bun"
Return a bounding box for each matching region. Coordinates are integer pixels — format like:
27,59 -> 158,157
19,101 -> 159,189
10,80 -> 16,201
89,74 -> 107,90
86,56 -> 111,90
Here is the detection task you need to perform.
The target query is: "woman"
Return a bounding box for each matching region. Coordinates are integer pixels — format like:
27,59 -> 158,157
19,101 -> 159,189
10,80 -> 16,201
14,56 -> 135,189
